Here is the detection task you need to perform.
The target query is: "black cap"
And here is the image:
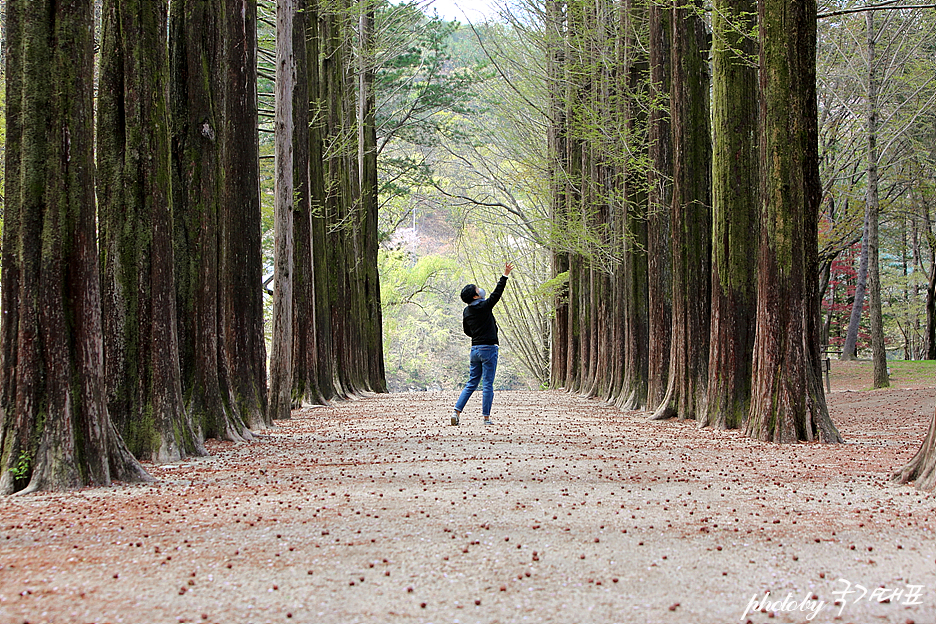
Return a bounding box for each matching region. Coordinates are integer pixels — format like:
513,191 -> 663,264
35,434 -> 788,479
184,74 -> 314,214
460,284 -> 477,304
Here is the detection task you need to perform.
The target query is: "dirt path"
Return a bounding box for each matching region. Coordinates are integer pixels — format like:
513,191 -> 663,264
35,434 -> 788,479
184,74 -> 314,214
1,387 -> 934,624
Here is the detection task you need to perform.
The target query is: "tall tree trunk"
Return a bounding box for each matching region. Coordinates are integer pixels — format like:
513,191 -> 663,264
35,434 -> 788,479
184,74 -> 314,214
645,1 -> 672,411
358,0 -> 387,393
323,7 -> 351,397
617,0 -> 650,411
98,0 -> 203,463
702,0 -> 758,430
171,0 -> 252,442
747,0 -> 841,443
269,0 -> 296,421
925,241 -> 936,359
895,405 -> 936,491
221,0 -> 269,426
308,0 -> 338,400
865,10 -> 889,388
547,0 -> 570,388
651,0 -> 711,421
291,0 -> 321,404
0,0 -> 151,493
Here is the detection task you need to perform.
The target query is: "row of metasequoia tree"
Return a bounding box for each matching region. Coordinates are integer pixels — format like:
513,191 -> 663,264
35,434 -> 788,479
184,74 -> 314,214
546,0 -> 936,487
546,0 -> 831,439
0,0 -> 385,494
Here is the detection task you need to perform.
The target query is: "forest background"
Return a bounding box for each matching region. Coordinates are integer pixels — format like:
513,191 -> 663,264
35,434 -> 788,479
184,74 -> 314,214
0,0 -> 934,393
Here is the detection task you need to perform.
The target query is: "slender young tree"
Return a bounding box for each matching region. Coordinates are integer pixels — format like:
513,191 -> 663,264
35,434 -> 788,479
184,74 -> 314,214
98,0 -> 203,462
0,0 -> 151,493
269,0 -> 296,421
702,0 -> 758,430
747,0 -> 841,443
864,9 -> 889,388
651,0 -> 711,421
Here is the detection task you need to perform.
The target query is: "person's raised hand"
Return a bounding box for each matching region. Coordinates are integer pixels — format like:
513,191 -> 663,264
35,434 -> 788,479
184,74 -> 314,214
505,262 -> 514,276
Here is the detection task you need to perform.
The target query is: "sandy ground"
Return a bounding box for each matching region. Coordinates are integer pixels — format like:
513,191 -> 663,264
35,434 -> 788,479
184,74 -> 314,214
1,366 -> 934,624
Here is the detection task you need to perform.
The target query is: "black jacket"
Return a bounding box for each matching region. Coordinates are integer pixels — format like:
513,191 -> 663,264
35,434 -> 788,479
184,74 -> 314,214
462,275 -> 508,346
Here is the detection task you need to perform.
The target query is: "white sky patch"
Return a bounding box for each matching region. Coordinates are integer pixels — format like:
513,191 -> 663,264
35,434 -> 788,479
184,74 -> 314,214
420,0 -> 501,23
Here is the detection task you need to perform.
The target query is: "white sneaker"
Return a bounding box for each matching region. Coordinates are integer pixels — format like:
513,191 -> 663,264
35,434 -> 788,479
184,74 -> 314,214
451,410 -> 460,426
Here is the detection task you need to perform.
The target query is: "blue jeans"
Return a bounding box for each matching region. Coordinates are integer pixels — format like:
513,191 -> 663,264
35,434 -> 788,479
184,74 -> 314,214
454,345 -> 498,417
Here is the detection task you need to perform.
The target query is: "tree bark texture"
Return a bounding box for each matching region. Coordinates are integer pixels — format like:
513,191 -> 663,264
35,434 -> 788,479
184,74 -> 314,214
269,0 -> 296,421
616,0 -> 650,411
98,0 -> 203,463
547,0 -> 570,388
307,0 -> 339,400
651,0 -> 711,422
0,0 -> 151,493
748,0 -> 841,443
290,0 -> 322,405
221,0 -> 269,426
702,0 -> 758,430
894,405 -> 936,492
170,0 -> 253,442
645,1 -> 673,411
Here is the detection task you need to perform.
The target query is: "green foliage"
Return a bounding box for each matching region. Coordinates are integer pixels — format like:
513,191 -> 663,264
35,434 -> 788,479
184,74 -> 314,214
10,451 -> 30,481
375,0 -> 492,219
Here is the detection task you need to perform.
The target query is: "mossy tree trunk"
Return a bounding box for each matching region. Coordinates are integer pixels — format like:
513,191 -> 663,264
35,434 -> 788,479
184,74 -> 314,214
98,0 -> 204,463
170,0 -> 253,442
747,0 -> 841,443
221,0 -> 269,426
651,0 -> 711,421
322,7 -> 352,398
307,0 -> 338,401
0,0 -> 151,494
701,0 -> 758,430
